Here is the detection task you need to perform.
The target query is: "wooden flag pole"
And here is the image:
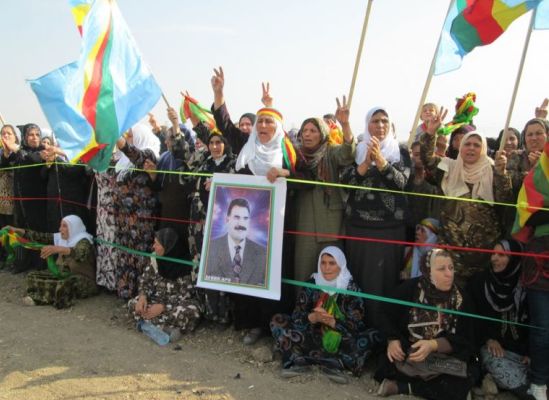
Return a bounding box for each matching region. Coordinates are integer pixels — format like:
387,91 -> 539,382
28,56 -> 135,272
347,0 -> 374,109
407,0 -> 455,148
499,10 -> 536,151
0,113 -> 6,126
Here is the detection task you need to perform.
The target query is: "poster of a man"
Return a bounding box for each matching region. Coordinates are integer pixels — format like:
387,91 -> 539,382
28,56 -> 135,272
206,198 -> 267,286
198,173 -> 286,300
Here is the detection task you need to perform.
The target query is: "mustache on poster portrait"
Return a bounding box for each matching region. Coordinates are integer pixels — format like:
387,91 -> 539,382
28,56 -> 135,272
234,226 -> 247,231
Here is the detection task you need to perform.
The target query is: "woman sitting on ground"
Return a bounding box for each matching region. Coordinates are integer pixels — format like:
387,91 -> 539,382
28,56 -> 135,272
271,246 -> 382,384
375,249 -> 476,400
5,215 -> 97,308
128,228 -> 200,341
468,239 -> 530,397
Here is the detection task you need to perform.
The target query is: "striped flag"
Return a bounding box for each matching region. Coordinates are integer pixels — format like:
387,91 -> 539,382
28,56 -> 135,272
435,0 -> 541,75
180,93 -> 217,131
512,142 -> 549,242
30,0 -> 161,171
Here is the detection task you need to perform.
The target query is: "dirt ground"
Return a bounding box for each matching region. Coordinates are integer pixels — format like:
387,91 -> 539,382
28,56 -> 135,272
0,270 -> 395,400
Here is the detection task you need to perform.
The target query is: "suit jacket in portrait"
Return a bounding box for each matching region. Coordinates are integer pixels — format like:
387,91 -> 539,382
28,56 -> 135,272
205,233 -> 267,287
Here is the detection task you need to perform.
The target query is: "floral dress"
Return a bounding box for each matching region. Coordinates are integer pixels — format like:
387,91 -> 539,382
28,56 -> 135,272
270,279 -> 383,375
95,167 -> 119,290
128,261 -> 200,332
113,144 -> 158,299
181,151 -> 236,323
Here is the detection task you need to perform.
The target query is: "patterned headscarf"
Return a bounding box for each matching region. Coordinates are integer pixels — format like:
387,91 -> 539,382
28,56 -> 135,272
408,249 -> 463,341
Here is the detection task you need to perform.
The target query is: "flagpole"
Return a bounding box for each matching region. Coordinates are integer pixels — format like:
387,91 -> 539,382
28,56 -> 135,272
407,0 -> 455,148
499,10 -> 536,151
161,93 -> 171,108
347,0 -> 374,109
0,113 -> 6,125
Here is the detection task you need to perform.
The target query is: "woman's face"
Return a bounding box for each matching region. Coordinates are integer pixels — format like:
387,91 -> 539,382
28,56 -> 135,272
524,123 -> 547,153
1,127 -> 16,143
460,135 -> 482,165
25,128 -> 41,148
239,117 -> 253,135
256,115 -> 277,144
490,244 -> 510,273
415,225 -> 428,243
320,253 -> 341,281
451,132 -> 465,150
430,255 -> 454,292
503,132 -> 519,153
59,220 -> 69,240
41,137 -> 52,147
208,136 -> 225,160
300,122 -> 322,150
152,238 -> 165,256
367,111 -> 389,141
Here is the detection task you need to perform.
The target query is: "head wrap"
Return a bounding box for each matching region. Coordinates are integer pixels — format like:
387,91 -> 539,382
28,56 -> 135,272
313,246 -> 353,295
20,123 -> 43,150
298,117 -> 330,172
408,249 -> 463,341
53,215 -> 93,248
355,107 -> 400,165
239,113 -> 256,126
235,107 -> 286,176
410,218 -> 440,279
154,228 -> 187,281
115,122 -> 160,177
445,125 -> 476,159
439,132 -> 495,202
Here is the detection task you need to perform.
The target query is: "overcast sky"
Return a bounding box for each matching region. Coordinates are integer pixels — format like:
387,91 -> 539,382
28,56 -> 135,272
2,0 -> 548,142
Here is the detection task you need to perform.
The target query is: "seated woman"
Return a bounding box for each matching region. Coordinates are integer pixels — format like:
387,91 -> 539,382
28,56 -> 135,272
270,246 -> 382,384
5,215 -> 97,308
469,239 -> 530,397
128,228 -> 200,340
401,218 -> 439,280
375,249 -> 476,400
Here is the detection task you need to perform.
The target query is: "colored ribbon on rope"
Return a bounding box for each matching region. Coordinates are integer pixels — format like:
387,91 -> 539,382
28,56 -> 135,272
1,161 -> 547,212
0,228 -> 68,278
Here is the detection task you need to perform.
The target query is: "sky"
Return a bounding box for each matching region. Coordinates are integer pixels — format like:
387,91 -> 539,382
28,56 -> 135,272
1,0 -> 549,143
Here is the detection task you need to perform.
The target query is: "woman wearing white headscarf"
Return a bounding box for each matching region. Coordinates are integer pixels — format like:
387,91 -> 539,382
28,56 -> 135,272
271,246 -> 382,383
341,107 -> 412,328
6,215 -> 97,308
421,110 -> 512,288
112,123 -> 161,299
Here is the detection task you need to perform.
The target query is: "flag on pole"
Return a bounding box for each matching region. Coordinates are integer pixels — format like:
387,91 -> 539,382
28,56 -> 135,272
180,93 -> 217,131
435,0 -> 541,75
69,0 -> 93,36
30,0 -> 162,172
512,141 -> 549,242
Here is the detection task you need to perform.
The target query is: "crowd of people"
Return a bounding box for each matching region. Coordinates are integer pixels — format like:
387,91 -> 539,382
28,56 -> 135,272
0,68 -> 547,400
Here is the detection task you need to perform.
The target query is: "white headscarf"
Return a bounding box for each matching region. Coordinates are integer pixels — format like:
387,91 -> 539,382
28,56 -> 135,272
54,215 -> 93,247
313,246 -> 353,295
355,107 -> 401,165
235,115 -> 285,176
115,122 -> 161,173
439,131 -> 494,202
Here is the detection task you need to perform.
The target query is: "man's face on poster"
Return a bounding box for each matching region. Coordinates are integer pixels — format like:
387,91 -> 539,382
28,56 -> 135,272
226,205 -> 250,243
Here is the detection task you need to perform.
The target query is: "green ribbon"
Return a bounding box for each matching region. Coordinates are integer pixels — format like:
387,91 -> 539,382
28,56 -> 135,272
0,228 -> 68,279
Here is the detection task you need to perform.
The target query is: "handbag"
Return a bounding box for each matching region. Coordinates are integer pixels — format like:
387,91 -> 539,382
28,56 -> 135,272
395,352 -> 467,381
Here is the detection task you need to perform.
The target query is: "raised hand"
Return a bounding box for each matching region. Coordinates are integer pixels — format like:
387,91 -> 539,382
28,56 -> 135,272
494,150 -> 507,175
261,82 -> 273,107
335,95 -> 350,125
211,66 -> 225,95
426,107 -> 448,136
535,98 -> 549,119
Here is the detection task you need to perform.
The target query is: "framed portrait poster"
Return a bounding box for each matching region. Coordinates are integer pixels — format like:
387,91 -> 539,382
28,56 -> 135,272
196,173 -> 286,300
